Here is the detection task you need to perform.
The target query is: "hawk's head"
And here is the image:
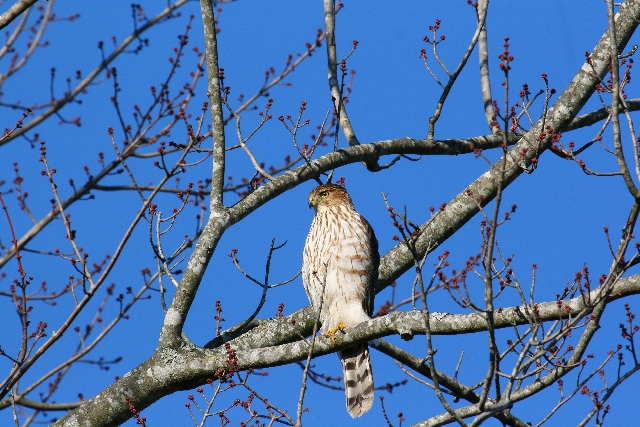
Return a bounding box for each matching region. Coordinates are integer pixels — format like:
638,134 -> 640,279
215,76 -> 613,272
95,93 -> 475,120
308,183 -> 353,211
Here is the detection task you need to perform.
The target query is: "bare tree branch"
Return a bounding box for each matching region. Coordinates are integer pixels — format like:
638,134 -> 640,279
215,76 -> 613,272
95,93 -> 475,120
53,272 -> 640,427
0,0 -> 37,30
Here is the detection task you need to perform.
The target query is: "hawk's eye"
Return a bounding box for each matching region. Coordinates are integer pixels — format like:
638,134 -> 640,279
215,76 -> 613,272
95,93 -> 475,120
321,191 -> 328,197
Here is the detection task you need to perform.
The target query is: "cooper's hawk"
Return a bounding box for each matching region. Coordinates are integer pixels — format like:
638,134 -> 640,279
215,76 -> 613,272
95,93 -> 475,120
302,183 -> 379,418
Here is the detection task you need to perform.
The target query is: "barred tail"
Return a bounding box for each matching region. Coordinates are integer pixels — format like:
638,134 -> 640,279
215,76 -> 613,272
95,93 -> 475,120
339,344 -> 374,418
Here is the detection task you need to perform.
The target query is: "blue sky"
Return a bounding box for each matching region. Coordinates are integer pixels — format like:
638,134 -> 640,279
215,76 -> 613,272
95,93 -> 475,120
1,1 -> 638,426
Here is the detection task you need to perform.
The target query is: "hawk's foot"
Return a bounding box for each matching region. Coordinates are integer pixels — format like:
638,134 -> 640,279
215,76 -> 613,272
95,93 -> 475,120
324,322 -> 347,344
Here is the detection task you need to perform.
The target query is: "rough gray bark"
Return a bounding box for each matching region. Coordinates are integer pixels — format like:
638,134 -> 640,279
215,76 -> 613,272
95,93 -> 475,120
52,1 -> 640,426
55,272 -> 640,427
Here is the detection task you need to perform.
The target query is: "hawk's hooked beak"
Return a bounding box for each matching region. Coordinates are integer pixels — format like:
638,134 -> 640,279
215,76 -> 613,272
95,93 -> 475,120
308,196 -> 317,209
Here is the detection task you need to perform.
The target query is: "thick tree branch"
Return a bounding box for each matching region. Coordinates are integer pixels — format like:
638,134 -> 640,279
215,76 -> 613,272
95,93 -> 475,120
225,132 -> 518,229
54,273 -> 640,427
158,0 -> 231,347
371,340 -> 530,427
4,86 -> 630,273
51,1 -> 640,426
377,0 -> 640,295
565,98 -> 640,132
0,0 -> 37,30
0,130 -> 513,276
225,272 -> 640,353
208,0 -> 640,352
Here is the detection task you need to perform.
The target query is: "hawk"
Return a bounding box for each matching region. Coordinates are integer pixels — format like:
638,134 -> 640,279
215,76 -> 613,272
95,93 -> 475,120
302,183 -> 379,418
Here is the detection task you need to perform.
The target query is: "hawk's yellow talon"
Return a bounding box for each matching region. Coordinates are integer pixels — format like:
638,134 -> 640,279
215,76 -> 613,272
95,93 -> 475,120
325,321 -> 347,344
